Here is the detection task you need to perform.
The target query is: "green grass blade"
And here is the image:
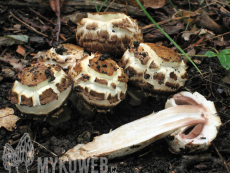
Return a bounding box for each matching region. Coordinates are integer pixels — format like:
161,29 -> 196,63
135,0 -> 201,73
94,0 -> 99,12
99,0 -> 109,12
169,0 -> 192,31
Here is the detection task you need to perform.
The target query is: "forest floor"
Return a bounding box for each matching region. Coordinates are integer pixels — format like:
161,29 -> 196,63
0,0 -> 230,172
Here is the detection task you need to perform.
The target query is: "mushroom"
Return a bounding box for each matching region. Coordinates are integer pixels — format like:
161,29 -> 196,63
119,42 -> 188,94
119,42 -> 188,105
60,91 -> 221,161
9,63 -> 72,116
76,12 -> 143,57
69,52 -> 128,117
42,43 -> 88,70
165,91 -> 222,153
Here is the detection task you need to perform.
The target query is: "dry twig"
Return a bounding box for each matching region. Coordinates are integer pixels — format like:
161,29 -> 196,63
9,11 -> 48,37
213,143 -> 230,173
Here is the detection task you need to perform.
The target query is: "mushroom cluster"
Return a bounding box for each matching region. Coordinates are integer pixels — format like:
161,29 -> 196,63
69,52 -> 128,115
76,12 -> 143,57
9,63 -> 72,116
119,42 -> 188,94
7,11 -> 222,159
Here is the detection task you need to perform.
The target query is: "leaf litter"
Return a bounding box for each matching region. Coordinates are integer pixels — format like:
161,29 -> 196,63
0,0 -> 230,172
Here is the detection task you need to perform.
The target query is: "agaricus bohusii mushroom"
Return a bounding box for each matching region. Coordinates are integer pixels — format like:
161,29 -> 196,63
165,91 -> 222,153
9,63 -> 72,116
69,52 -> 128,115
119,42 -> 188,94
60,91 -> 221,161
43,43 -> 88,70
76,12 -> 143,57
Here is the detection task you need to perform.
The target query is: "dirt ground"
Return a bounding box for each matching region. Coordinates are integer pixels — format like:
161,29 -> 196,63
0,0 -> 230,172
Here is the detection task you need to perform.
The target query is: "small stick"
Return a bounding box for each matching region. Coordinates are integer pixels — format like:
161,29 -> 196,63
33,140 -> 58,157
29,8 -> 54,25
205,30 -> 230,41
104,0 -> 115,12
59,34 -> 66,41
222,120 -> 230,127
16,11 -> 50,32
213,143 -> 230,173
9,11 -> 48,37
0,48 -> 7,57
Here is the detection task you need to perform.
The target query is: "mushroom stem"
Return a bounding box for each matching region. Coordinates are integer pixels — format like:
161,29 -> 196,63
127,87 -> 149,106
60,93 -> 218,161
69,93 -> 96,120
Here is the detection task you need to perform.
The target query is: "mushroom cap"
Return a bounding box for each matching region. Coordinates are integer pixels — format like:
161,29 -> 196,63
119,42 -> 188,94
165,91 -> 222,153
76,12 -> 143,58
43,43 -> 88,69
9,63 -> 72,115
69,52 -> 128,110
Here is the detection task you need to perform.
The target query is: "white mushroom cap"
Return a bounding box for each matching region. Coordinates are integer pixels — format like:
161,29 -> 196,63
43,43 -> 88,69
119,42 -> 188,94
165,91 -> 222,153
9,63 -> 72,115
69,52 -> 128,110
76,12 -> 143,57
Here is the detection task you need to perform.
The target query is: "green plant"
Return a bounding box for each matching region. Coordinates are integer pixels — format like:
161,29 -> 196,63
94,0 -> 108,12
205,49 -> 230,70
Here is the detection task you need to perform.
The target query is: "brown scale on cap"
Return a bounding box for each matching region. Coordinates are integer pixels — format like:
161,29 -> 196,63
89,54 -> 118,76
17,64 -> 54,87
9,91 -> 19,104
145,43 -> 182,63
20,95 -> 33,106
95,78 -> 108,85
39,88 -> 58,105
170,72 -> 177,81
56,77 -> 73,92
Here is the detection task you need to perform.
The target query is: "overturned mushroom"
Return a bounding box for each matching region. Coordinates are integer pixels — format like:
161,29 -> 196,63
76,12 -> 143,57
42,43 -> 88,70
119,42 -> 188,94
165,91 -> 222,153
9,63 -> 72,116
60,91 -> 221,161
69,52 -> 128,116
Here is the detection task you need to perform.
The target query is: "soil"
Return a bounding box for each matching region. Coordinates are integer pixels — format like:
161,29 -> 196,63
0,1 -> 230,173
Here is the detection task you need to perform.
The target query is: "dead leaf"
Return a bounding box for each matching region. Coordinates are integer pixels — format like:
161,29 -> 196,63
222,75 -> 230,85
143,0 -> 166,9
0,107 -> 19,131
16,45 -> 26,57
172,10 -> 200,24
99,0 -> 165,9
0,35 -> 28,47
144,21 -> 185,42
32,51 -> 47,60
0,57 -> 25,71
181,29 -> 213,41
49,0 -> 65,14
193,10 -> 227,34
